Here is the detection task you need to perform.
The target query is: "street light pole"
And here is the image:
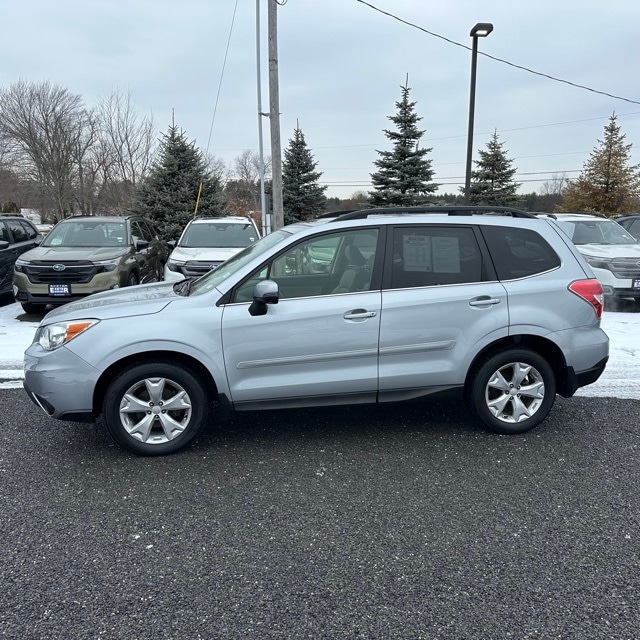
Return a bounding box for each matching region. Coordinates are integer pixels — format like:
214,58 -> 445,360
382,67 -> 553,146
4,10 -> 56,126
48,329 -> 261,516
464,22 -> 493,205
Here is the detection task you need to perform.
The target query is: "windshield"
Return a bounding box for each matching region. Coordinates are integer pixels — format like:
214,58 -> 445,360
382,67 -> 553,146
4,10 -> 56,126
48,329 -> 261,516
188,229 -> 290,296
44,221 -> 127,248
180,221 -> 258,248
556,220 -> 638,245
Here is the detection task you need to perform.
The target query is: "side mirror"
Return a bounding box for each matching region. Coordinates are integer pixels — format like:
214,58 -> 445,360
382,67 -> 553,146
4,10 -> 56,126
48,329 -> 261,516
167,240 -> 177,249
0,240 -> 9,251
134,239 -> 150,251
249,279 -> 279,316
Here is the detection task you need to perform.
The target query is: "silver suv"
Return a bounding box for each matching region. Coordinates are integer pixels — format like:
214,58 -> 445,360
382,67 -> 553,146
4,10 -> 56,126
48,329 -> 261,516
549,213 -> 640,303
164,215 -> 260,282
23,206 -> 609,455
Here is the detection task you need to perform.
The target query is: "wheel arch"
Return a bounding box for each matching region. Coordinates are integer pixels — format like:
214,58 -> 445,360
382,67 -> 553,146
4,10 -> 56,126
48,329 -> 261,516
464,334 -> 570,397
93,350 -> 219,418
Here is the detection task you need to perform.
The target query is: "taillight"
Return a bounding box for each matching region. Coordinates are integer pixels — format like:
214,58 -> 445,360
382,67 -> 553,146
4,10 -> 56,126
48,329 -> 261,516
569,279 -> 604,318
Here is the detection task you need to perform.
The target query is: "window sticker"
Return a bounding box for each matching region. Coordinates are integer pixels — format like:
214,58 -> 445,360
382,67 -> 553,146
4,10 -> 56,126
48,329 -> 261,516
403,235 -> 432,272
432,236 -> 461,273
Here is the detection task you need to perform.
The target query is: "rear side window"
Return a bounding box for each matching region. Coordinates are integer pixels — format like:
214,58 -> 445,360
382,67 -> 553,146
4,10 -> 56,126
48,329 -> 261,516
6,219 -> 28,242
390,226 -> 484,288
482,226 -> 560,280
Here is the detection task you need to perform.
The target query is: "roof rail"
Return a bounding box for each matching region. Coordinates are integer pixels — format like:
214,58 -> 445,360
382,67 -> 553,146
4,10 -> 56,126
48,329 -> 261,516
329,205 -> 537,221
314,209 -> 361,219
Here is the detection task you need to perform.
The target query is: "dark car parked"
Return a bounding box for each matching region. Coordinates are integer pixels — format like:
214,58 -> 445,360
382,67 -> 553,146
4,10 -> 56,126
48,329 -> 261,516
615,215 -> 640,241
0,214 -> 43,296
13,215 -> 168,313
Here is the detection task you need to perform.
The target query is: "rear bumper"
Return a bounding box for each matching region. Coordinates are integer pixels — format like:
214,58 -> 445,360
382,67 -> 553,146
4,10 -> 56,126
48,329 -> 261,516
559,356 -> 609,398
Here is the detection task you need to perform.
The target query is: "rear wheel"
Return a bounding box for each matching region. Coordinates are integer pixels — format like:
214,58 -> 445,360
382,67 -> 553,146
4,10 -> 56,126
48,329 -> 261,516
103,363 -> 208,455
467,348 -> 556,435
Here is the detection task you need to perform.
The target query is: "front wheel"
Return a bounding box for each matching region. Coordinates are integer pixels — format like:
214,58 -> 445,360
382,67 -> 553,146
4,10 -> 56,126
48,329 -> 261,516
467,348 -> 556,435
103,363 -> 209,455
127,271 -> 139,287
21,302 -> 46,315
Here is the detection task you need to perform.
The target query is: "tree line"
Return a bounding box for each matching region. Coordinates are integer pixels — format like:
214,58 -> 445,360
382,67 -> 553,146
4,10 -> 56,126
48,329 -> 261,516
1,79 -> 639,235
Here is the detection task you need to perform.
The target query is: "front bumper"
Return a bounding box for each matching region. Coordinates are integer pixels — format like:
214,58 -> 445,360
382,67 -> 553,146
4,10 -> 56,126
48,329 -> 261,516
13,271 -> 121,306
23,343 -> 101,423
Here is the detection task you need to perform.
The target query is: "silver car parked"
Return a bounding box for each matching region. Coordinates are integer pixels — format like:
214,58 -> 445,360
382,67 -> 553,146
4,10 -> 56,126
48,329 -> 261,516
24,207 -> 609,455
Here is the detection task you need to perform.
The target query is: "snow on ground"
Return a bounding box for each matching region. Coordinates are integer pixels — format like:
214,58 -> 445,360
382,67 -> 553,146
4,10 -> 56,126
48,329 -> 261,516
0,298 -> 638,398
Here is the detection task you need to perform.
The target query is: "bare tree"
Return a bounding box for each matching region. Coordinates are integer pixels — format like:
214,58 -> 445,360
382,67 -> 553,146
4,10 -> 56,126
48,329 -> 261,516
537,173 -> 568,212
225,150 -> 271,215
94,90 -> 156,211
0,80 -> 90,220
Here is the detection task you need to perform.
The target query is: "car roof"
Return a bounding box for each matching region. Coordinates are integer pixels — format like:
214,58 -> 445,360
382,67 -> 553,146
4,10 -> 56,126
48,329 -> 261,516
189,216 -> 256,225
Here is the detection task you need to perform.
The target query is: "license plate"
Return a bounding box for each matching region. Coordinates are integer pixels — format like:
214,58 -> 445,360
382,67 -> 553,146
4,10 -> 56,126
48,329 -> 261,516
49,284 -> 71,296
633,279 -> 640,290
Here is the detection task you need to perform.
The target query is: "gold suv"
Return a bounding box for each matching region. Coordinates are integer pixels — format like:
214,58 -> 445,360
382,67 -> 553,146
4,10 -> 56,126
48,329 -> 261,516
13,215 -> 167,314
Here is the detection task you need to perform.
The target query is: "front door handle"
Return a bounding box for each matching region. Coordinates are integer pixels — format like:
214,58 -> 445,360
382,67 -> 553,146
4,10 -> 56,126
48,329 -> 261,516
469,296 -> 501,307
343,309 -> 377,320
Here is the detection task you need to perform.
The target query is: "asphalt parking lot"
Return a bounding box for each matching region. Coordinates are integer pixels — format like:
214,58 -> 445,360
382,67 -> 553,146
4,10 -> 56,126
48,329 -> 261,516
1,388 -> 639,639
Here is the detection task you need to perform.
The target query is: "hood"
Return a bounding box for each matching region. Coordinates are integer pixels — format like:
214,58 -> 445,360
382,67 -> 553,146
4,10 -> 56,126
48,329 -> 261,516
576,243 -> 640,259
21,245 -> 128,262
169,246 -> 243,262
43,282 -> 178,322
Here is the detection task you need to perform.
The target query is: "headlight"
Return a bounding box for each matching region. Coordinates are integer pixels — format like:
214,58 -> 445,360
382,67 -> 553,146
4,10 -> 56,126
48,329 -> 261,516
15,258 -> 30,272
35,319 -> 100,351
94,257 -> 122,272
167,259 -> 186,272
582,254 -> 613,270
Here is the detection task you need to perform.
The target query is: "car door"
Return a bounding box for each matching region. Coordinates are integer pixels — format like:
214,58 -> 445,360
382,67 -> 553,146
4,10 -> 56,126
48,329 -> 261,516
0,220 -> 19,293
378,224 -> 509,397
3,219 -> 39,294
221,227 -> 382,408
130,220 -> 154,282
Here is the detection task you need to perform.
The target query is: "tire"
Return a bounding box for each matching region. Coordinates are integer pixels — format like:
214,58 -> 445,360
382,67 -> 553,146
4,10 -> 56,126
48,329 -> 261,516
103,363 -> 209,456
21,302 -> 46,314
127,271 -> 139,287
467,348 -> 556,435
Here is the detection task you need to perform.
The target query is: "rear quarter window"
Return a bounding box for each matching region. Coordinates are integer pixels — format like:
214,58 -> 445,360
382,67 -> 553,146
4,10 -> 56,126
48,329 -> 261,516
482,226 -> 561,280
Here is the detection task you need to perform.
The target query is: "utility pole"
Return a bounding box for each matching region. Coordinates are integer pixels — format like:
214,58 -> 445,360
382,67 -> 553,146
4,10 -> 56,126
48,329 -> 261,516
268,0 -> 284,230
255,0 -> 269,235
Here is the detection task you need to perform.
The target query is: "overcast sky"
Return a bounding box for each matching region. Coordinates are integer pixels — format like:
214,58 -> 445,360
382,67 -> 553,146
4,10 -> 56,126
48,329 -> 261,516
2,0 -> 639,199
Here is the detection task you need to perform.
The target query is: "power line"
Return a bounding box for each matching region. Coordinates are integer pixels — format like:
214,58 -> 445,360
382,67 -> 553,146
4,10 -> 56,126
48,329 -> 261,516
205,0 -> 240,156
356,0 -> 640,106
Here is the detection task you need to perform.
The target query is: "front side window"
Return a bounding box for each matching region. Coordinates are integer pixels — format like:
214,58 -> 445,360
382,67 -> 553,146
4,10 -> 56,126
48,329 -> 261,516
20,221 -> 38,240
390,226 -> 483,289
232,228 -> 380,302
131,221 -> 153,244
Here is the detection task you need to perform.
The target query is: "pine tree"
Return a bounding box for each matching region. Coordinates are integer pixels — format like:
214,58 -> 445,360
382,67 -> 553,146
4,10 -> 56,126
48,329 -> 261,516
369,79 -> 437,207
465,130 -> 520,206
130,124 -> 226,241
282,125 -> 327,223
561,113 -> 640,216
